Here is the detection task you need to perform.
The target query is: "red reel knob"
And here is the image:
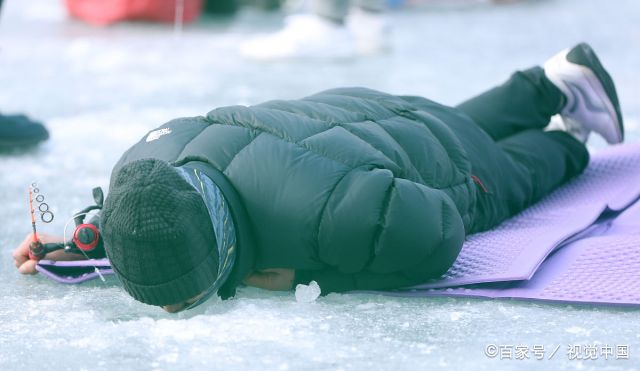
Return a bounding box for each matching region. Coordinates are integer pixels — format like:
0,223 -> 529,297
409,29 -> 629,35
73,224 -> 100,252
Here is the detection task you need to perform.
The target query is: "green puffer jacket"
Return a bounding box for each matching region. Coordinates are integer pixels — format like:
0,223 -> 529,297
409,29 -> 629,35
109,87 -> 495,295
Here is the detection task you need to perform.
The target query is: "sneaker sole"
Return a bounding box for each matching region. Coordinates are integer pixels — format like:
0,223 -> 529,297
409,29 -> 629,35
567,43 -> 624,130
544,47 -> 624,144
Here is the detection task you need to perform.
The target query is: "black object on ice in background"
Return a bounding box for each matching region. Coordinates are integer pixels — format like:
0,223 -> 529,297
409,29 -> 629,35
0,113 -> 49,150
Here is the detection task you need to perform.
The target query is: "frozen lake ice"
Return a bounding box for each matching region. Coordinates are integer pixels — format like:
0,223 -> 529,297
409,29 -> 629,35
1,0 -> 639,369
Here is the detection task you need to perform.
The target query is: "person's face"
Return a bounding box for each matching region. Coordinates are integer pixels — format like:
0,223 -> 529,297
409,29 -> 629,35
162,291 -> 206,313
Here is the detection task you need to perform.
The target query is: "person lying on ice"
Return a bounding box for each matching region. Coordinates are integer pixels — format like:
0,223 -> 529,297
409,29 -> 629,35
13,43 -> 624,313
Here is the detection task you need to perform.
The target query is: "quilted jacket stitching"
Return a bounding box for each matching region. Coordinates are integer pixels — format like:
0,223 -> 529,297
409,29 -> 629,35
221,132 -> 262,173
305,92 -> 467,185
368,175 -> 395,269
207,116 -> 368,173
323,90 -> 469,178
369,119 -> 429,185
284,104 -> 431,181
260,100 -> 364,124
397,108 -> 469,179
315,165 -> 373,263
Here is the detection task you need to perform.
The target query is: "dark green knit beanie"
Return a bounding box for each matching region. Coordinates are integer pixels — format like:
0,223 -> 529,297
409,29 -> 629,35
101,158 -> 219,306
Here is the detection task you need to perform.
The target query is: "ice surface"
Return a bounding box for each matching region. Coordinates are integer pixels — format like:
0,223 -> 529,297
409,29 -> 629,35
295,281 -> 321,303
1,0 -> 639,370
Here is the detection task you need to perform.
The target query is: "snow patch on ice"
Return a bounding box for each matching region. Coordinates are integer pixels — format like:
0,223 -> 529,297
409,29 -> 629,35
295,280 -> 321,303
449,311 -> 463,321
565,326 -> 592,337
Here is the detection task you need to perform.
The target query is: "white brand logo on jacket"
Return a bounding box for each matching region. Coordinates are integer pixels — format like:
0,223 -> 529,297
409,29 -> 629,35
146,128 -> 172,142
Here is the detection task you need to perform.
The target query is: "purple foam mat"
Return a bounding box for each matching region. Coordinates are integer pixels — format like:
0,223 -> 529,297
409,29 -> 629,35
36,258 -> 114,284
377,194 -> 640,307
412,143 -> 640,289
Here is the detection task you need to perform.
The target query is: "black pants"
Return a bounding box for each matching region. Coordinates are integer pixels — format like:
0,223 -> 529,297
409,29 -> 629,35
455,67 -> 590,232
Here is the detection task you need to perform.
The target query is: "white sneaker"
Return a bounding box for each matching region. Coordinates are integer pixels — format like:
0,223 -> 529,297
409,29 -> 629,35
346,8 -> 391,55
239,14 -> 356,61
544,43 -> 624,144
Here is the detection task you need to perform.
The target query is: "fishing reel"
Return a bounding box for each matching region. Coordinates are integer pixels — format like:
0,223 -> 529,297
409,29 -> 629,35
29,187 -> 105,260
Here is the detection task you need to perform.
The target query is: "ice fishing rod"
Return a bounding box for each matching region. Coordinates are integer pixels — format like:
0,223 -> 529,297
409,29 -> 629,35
28,184 -> 104,261
28,185 -> 45,260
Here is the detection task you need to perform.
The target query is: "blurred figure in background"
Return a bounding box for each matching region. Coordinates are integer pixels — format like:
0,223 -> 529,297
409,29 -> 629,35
0,114 -> 49,150
240,0 -> 389,60
0,0 -> 50,150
